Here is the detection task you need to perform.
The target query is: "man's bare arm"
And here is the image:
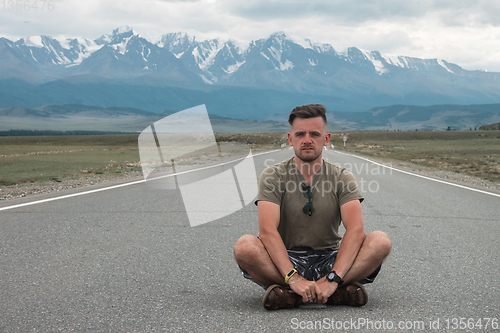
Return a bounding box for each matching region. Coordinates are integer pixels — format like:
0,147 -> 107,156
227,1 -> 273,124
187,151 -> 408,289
332,199 -> 366,278
257,201 -> 293,278
316,199 -> 365,301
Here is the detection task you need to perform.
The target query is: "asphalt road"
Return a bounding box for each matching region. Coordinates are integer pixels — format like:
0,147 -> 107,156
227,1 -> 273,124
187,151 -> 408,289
1,148 -> 499,332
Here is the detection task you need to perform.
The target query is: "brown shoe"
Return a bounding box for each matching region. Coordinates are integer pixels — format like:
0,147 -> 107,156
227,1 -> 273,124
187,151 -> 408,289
262,284 -> 300,310
327,282 -> 368,307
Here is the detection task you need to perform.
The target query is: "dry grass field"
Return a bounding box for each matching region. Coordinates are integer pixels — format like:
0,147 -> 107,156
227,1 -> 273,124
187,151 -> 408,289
333,130 -> 500,183
0,133 -> 289,186
0,135 -> 141,186
1,130 -> 499,188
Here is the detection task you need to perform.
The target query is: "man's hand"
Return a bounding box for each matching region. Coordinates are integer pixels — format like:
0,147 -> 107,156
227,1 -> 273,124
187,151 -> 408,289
288,276 -> 324,304
315,277 -> 338,304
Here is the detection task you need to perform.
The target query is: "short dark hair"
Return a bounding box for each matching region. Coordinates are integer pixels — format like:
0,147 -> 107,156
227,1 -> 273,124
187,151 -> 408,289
288,104 -> 327,126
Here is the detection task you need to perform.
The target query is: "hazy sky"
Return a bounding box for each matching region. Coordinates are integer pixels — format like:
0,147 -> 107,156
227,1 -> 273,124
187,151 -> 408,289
1,0 -> 500,71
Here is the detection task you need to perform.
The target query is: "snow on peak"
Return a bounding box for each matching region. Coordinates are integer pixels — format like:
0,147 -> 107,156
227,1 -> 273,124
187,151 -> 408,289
192,39 -> 225,71
272,31 -> 295,49
310,41 -> 335,54
290,37 -> 312,50
437,59 -> 454,73
269,31 -> 292,41
53,36 -> 103,65
227,39 -> 250,55
110,26 -> 137,38
57,37 -> 73,50
92,26 -> 141,55
57,37 -> 98,50
381,54 -> 407,68
116,26 -> 134,34
23,36 -> 44,48
288,37 -> 335,54
97,26 -> 137,45
360,49 -> 388,75
112,35 -> 134,54
158,32 -> 195,48
9,29 -> 469,82
264,44 -> 294,71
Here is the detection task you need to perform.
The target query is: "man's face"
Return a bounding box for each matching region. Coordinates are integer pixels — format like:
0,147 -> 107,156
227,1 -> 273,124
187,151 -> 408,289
288,117 -> 331,163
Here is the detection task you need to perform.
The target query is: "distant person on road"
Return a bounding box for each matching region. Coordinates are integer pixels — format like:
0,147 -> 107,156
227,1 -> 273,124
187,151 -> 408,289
233,104 -> 392,310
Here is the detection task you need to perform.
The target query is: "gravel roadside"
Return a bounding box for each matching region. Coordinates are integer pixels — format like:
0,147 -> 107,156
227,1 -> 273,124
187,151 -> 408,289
353,153 -> 500,194
0,170 -> 143,201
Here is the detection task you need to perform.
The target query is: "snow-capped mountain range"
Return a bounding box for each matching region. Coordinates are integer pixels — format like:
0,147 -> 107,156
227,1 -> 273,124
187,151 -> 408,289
1,26 -> 500,113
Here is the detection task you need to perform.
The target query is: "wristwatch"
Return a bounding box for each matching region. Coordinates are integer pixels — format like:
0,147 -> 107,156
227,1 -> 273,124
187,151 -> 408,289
326,270 -> 344,285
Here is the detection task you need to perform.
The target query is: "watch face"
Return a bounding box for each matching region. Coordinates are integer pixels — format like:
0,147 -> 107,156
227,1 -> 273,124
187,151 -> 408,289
327,272 -> 335,281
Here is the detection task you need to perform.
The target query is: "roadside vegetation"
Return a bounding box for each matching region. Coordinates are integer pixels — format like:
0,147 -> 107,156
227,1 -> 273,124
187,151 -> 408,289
0,130 -> 499,186
333,130 -> 500,183
0,135 -> 141,186
0,133 -> 288,186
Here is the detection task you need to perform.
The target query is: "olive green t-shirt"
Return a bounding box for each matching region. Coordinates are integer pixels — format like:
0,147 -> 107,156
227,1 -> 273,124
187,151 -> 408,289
255,157 -> 364,251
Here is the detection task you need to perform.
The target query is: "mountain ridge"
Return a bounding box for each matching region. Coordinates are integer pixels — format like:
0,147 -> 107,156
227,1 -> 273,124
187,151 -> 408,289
2,27 -> 500,114
4,27 -> 499,80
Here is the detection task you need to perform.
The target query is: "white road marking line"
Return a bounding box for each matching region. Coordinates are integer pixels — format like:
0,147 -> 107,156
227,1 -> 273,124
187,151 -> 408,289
331,150 -> 500,198
0,149 -> 283,212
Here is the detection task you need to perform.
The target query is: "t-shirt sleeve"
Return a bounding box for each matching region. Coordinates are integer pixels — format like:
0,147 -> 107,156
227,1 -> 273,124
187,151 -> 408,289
337,169 -> 364,207
254,166 -> 283,206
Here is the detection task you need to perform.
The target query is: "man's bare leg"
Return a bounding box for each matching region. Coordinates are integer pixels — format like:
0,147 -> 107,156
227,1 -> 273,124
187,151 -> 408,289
233,234 -> 285,287
341,231 -> 392,284
234,231 -> 392,287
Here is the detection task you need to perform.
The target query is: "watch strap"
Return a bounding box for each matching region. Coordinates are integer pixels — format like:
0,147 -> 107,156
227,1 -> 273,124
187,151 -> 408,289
285,269 -> 298,284
328,270 -> 344,285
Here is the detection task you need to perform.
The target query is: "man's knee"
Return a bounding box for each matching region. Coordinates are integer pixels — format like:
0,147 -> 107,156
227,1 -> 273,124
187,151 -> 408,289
233,234 -> 262,265
365,231 -> 392,259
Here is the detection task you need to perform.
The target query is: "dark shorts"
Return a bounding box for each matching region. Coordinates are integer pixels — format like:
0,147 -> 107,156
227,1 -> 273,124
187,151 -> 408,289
241,248 -> 381,289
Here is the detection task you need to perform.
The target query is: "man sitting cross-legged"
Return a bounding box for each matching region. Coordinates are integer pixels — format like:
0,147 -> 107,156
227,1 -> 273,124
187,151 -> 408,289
233,104 -> 392,310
